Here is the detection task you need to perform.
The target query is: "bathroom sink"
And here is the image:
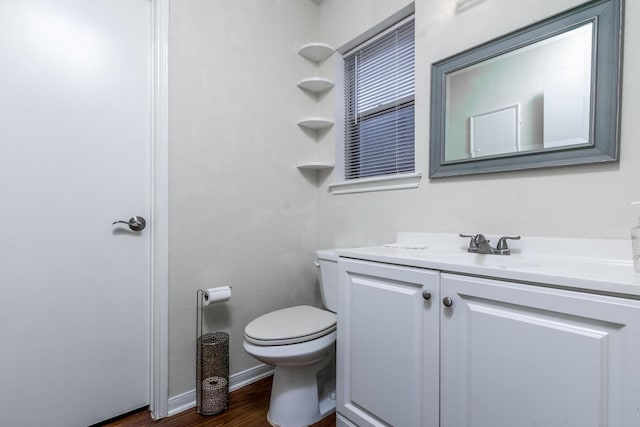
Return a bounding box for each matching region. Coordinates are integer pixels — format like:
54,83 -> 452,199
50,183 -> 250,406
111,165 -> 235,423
407,250 -> 542,270
467,254 -> 542,269
337,232 -> 639,296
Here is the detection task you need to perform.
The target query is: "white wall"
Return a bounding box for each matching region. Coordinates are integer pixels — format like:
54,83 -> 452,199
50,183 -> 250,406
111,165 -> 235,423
317,0 -> 640,249
169,0 -> 323,397
167,0 -> 640,401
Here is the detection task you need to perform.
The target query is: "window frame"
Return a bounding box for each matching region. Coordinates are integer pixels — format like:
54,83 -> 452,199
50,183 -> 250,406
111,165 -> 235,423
330,12 -> 421,195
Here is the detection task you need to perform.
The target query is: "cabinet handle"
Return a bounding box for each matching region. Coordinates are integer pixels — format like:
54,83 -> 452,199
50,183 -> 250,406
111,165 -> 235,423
443,297 -> 453,307
422,291 -> 432,300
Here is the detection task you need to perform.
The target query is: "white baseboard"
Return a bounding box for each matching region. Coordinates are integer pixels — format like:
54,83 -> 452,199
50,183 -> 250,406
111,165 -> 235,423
167,364 -> 274,417
227,363 -> 275,392
337,413 -> 357,427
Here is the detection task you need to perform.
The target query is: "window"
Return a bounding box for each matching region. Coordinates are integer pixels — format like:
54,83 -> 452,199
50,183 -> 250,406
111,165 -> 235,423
342,19 -> 415,182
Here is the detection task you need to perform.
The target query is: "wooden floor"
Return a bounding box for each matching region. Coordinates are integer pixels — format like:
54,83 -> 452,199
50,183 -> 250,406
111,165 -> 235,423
103,376 -> 336,427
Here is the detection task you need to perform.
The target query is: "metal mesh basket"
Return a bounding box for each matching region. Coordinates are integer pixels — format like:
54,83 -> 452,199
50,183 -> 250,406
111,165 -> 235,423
196,332 -> 229,415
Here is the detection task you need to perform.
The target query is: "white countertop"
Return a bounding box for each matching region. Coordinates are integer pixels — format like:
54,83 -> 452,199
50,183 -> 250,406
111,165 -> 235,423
336,233 -> 640,298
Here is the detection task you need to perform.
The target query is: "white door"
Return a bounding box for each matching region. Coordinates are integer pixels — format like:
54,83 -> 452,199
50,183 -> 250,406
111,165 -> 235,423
0,1 -> 151,426
440,273 -> 640,427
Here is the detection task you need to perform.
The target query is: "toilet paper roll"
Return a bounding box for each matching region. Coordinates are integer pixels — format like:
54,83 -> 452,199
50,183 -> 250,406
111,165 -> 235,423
199,376 -> 229,415
202,375 -> 228,392
202,286 -> 231,306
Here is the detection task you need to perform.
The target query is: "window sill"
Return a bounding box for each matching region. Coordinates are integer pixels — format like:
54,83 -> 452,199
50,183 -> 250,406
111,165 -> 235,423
328,172 -> 422,195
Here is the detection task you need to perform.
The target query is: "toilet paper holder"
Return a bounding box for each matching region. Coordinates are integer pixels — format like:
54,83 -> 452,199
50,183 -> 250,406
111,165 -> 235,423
196,287 -> 232,416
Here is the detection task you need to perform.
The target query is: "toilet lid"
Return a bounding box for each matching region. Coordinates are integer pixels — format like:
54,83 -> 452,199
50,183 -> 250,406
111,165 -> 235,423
244,305 -> 337,345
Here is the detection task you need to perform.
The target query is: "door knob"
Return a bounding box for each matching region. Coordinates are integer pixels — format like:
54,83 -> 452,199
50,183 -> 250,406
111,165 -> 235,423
422,291 -> 432,300
113,216 -> 146,231
443,297 -> 453,307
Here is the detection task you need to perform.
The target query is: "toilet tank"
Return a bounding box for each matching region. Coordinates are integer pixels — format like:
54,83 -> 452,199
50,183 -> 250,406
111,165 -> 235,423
315,249 -> 338,313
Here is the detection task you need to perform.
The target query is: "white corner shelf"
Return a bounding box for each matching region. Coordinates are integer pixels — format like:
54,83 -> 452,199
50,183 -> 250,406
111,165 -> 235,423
297,118 -> 334,130
297,162 -> 334,171
297,43 -> 335,63
296,40 -> 334,183
297,77 -> 335,94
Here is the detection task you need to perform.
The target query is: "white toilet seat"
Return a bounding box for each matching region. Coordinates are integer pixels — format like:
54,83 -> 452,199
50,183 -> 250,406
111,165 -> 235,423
243,330 -> 337,367
244,305 -> 336,346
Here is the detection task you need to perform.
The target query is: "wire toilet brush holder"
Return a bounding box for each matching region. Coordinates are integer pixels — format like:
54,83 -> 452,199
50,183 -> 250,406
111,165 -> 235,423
196,288 -> 231,415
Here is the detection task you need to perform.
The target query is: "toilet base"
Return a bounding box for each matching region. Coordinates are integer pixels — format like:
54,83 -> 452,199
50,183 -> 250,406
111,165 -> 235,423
266,355 -> 336,427
243,328 -> 337,427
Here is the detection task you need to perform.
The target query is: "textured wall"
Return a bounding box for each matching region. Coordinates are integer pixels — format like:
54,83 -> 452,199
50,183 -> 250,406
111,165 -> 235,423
167,0 -> 640,400
317,0 -> 640,249
169,0 -> 323,397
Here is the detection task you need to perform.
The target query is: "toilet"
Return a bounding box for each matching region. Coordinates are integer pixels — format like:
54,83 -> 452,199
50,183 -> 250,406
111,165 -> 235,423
243,249 -> 338,427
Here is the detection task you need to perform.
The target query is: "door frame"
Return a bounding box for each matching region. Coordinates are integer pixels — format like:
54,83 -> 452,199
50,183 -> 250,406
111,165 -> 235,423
150,0 -> 170,419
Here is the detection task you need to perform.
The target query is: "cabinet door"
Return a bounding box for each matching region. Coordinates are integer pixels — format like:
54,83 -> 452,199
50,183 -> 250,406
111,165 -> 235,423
337,259 -> 440,427
441,273 -> 640,427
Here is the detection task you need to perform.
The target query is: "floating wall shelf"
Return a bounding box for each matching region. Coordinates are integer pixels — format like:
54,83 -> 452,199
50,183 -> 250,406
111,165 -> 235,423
297,43 -> 335,63
297,162 -> 334,171
297,77 -> 335,94
297,118 -> 334,130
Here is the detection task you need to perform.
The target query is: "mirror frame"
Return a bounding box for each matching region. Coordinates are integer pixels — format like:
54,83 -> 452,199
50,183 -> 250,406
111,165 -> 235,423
429,0 -> 623,178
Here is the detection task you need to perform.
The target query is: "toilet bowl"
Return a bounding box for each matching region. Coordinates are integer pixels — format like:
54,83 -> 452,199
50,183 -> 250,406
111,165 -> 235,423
243,249 -> 338,427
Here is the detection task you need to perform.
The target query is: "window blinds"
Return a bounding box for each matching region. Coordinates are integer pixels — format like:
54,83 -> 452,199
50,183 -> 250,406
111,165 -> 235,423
343,20 -> 415,180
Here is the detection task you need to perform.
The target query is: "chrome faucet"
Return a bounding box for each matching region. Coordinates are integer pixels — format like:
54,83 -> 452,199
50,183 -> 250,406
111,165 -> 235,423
459,233 -> 521,255
472,234 -> 494,254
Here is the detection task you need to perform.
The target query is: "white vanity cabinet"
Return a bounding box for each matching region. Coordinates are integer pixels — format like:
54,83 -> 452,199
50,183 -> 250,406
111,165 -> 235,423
338,258 -> 640,427
337,259 -> 440,427
440,273 -> 640,427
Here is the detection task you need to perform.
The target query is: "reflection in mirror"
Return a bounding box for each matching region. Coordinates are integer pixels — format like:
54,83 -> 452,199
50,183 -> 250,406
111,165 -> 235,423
445,23 -> 593,161
429,0 -> 622,178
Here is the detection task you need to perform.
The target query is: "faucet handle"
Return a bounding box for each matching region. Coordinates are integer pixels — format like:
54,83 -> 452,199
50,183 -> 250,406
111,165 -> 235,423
496,235 -> 521,250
